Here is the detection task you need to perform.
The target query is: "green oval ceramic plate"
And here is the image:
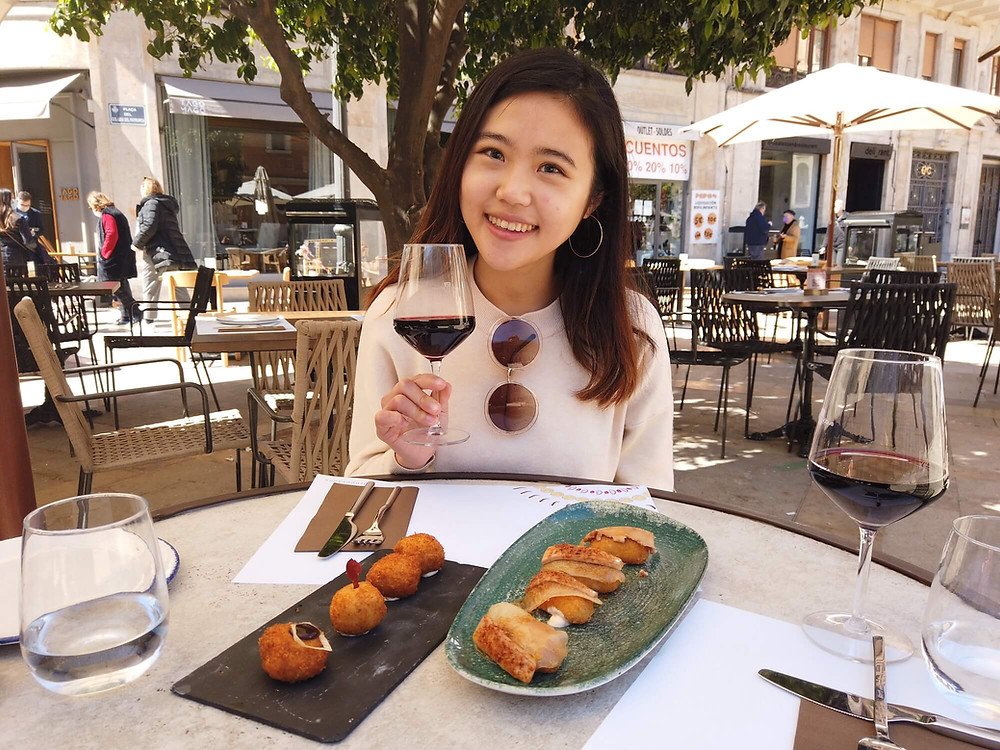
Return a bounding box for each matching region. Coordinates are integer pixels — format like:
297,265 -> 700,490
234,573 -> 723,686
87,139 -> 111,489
445,500 -> 708,695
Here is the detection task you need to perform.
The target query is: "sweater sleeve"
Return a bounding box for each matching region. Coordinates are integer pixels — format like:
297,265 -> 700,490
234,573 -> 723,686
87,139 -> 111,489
100,214 -> 118,260
614,294 -> 675,491
344,289 -> 434,477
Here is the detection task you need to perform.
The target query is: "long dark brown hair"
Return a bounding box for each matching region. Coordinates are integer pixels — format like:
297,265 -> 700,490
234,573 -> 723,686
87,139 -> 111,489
371,48 -> 652,407
0,188 -> 18,231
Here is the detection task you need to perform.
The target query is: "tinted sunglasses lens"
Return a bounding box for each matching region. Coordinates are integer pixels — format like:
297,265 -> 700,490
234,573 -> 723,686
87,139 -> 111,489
491,319 -> 539,368
487,382 -> 537,433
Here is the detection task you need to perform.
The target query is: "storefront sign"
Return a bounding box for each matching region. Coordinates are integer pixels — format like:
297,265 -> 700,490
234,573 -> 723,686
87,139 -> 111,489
624,121 -> 693,181
761,137 -> 830,154
690,190 -> 721,244
109,104 -> 146,125
850,142 -> 893,160
58,187 -> 79,201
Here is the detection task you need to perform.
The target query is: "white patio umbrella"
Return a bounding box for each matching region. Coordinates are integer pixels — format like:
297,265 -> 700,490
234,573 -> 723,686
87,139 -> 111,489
682,63 -> 1000,264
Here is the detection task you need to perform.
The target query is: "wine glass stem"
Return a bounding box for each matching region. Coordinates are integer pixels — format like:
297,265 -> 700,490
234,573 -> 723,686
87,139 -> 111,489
849,526 -> 877,634
427,359 -> 444,436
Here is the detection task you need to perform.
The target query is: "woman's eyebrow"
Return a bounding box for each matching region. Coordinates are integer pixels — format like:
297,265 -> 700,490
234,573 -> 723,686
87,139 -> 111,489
478,131 -> 577,169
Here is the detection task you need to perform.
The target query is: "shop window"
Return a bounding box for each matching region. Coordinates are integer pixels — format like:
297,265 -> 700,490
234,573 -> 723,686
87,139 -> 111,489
265,133 -> 292,153
922,33 -> 938,80
951,40 -> 965,87
858,15 -> 896,72
766,26 -> 829,88
629,180 -> 685,263
992,57 -> 1000,96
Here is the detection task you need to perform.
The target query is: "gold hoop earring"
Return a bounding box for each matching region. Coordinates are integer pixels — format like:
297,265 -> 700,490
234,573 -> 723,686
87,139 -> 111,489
569,215 -> 603,259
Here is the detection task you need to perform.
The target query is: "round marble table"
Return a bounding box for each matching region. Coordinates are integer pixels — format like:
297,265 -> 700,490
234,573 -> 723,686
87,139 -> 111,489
0,479 -> 932,748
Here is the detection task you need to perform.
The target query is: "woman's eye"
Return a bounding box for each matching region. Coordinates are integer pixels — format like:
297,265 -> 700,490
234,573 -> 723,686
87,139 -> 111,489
480,147 -> 504,161
540,163 -> 565,175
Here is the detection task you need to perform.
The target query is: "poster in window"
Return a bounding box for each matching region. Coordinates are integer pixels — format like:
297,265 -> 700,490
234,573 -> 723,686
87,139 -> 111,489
791,154 -> 815,208
690,190 -> 720,245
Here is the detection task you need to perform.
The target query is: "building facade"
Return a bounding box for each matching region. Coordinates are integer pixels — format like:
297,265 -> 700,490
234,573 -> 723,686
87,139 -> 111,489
0,0 -> 997,267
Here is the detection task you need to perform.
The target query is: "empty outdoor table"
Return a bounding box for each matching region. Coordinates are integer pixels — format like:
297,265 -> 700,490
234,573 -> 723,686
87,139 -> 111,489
724,288 -> 849,456
0,475 -> 950,748
191,310 -> 366,354
46,280 -> 120,297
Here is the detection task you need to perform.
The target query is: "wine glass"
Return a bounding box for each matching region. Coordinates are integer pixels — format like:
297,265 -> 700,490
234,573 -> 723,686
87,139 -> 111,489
393,243 -> 476,445
803,348 -> 948,663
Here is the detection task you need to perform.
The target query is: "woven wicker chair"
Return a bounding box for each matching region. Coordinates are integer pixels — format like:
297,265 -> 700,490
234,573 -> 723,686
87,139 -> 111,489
258,319 -> 362,485
974,268 -> 1000,407
948,257 -> 995,333
14,297 -> 251,493
246,279 -> 348,486
861,256 -> 900,280
895,253 -> 937,272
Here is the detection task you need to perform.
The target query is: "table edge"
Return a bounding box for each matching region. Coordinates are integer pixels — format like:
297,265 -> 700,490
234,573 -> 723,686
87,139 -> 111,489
151,472 -> 933,586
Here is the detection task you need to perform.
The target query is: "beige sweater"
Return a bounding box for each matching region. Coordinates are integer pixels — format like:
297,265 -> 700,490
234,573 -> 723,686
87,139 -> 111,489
345,262 -> 675,490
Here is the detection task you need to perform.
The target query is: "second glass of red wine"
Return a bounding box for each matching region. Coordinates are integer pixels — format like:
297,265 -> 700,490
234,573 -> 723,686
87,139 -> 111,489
393,243 -> 476,446
803,348 -> 948,663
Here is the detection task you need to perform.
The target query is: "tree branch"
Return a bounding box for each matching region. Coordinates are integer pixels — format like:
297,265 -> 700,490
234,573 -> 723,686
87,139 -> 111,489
424,15 -> 466,197
227,0 -> 391,201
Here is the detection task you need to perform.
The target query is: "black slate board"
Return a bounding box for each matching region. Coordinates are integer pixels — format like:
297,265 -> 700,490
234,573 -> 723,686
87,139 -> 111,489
172,551 -> 486,743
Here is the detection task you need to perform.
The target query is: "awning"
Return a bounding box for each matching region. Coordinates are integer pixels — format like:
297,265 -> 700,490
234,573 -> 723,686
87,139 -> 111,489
0,72 -> 82,121
161,76 -> 333,123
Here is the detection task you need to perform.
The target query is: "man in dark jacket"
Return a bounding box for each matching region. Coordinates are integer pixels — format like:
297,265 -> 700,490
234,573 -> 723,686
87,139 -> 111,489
88,191 -> 138,325
745,201 -> 771,260
132,177 -> 196,323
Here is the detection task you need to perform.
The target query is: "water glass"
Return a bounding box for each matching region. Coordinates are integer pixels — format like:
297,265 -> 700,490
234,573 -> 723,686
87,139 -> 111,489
921,515 -> 1000,719
20,493 -> 169,696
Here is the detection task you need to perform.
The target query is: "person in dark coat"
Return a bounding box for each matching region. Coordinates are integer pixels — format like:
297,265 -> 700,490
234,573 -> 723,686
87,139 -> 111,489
87,191 -> 138,324
744,201 -> 771,260
131,176 -> 195,323
0,187 -> 40,267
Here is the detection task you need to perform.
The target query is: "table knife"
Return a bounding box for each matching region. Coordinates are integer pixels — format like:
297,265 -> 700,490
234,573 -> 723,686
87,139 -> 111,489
759,669 -> 1000,748
318,481 -> 376,558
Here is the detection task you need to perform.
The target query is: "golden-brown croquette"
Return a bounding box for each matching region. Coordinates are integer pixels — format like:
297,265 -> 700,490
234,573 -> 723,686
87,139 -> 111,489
366,553 -> 422,599
394,533 -> 445,575
329,581 -> 387,636
258,623 -> 329,682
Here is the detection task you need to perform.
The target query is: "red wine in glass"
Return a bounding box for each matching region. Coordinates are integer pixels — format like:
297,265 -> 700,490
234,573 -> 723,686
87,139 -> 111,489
394,316 -> 476,361
392,244 -> 476,446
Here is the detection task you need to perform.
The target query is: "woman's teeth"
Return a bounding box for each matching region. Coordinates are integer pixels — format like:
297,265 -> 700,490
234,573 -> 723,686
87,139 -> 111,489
488,214 -> 536,233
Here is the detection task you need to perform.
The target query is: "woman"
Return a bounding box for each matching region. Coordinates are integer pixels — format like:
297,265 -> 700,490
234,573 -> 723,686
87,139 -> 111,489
0,188 -> 39,267
87,191 -> 138,325
777,209 -> 801,259
132,177 -> 195,323
345,49 -> 674,489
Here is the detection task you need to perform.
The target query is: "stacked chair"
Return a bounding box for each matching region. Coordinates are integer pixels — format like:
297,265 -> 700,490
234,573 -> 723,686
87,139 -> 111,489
642,257 -> 683,350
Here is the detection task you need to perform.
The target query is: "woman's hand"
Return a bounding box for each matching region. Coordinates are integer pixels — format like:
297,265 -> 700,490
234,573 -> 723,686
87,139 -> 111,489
375,374 -> 452,469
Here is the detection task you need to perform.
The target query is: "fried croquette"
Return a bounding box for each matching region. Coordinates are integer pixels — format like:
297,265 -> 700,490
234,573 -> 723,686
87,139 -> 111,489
540,543 -> 625,593
581,526 -> 657,564
522,570 -> 602,625
394,533 -> 445,576
543,596 -> 595,625
329,580 -> 387,636
367,552 -> 422,599
258,622 -> 330,682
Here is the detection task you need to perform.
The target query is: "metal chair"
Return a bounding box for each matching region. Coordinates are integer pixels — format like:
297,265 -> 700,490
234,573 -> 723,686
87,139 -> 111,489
104,266 -> 220,425
865,269 -> 941,285
13,297 -> 250,493
258,319 -> 362,485
642,258 -> 683,349
861,256 -> 901,280
245,279 -> 348,487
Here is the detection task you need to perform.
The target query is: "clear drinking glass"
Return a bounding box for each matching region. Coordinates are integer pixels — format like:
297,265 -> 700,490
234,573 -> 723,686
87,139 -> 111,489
393,243 -> 477,446
803,349 -> 949,663
20,493 -> 169,696
922,515 -> 1000,720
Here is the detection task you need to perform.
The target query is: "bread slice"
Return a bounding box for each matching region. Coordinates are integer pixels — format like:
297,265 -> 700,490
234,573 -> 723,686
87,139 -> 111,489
521,570 -> 602,613
540,560 -> 625,593
472,602 -> 569,683
541,543 -> 624,570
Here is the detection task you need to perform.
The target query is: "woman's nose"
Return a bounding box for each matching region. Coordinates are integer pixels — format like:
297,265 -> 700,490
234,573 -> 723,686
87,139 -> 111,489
495,168 -> 531,207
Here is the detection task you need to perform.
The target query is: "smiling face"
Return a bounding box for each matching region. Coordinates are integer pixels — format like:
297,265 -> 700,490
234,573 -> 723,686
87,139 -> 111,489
460,92 -> 598,284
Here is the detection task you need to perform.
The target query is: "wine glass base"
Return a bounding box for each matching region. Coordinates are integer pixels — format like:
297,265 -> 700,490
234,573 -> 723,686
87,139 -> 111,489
402,427 -> 470,447
802,611 -> 913,663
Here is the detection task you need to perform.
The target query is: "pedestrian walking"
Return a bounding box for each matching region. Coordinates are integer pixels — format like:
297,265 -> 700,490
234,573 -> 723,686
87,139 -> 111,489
132,176 -> 195,323
744,201 -> 771,260
87,191 -> 138,325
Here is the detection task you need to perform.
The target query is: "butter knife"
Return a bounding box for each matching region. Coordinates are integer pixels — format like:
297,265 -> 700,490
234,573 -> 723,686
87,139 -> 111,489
759,669 -> 1000,748
318,481 -> 376,558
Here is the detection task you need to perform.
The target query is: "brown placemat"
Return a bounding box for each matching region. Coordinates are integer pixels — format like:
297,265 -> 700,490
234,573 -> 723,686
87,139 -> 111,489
794,699 -> 980,749
294,482 -> 418,553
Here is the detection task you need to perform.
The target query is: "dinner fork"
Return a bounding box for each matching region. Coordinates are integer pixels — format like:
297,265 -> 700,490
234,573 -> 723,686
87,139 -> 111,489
354,486 -> 401,546
858,635 -> 907,750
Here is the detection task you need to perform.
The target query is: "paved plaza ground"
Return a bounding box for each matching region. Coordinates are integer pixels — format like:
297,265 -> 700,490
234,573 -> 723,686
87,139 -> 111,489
17,280 -> 1000,575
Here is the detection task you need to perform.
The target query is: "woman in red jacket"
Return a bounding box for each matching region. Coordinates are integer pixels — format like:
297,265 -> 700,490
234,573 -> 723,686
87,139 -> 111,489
87,191 -> 138,325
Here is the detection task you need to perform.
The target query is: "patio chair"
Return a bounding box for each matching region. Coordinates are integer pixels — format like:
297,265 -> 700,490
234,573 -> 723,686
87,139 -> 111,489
861,256 -> 900,280
948,257 -> 995,336
973,268 -> 1000,408
104,266 -> 220,425
13,297 -> 251,494
668,270 -> 750,459
642,258 -> 682,349
895,252 -> 937,272
812,281 -> 956,381
257,319 -> 362,485
865,269 -> 941,285
245,279 -> 348,486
